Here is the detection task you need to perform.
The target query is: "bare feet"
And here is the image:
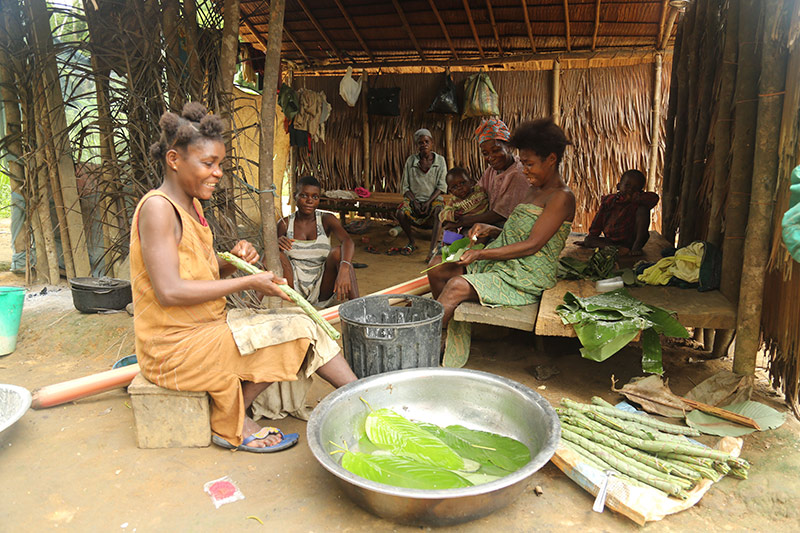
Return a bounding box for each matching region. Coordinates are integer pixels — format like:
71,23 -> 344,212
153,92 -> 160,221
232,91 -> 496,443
242,417 -> 281,447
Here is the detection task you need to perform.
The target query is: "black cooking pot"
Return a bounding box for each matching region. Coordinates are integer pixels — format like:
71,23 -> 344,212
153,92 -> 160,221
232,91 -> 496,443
68,277 -> 132,313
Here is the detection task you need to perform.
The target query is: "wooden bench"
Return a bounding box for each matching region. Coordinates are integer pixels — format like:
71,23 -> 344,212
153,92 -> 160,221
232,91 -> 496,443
318,192 -> 403,223
442,230 -> 736,365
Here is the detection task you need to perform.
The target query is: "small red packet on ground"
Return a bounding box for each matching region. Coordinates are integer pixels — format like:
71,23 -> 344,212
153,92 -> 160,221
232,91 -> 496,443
204,476 -> 245,508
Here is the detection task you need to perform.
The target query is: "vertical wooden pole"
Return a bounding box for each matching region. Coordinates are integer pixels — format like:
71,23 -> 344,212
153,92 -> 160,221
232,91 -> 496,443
361,72 -> 371,189
219,0 -> 241,225
28,0 -> 92,277
445,114 -> 454,169
552,59 -> 561,126
707,0 -> 739,247
732,0 -> 790,376
183,0 -> 203,102
662,4 -> 694,243
660,21 -> 683,235
259,0 -> 286,292
0,21 -> 28,271
162,0 -> 183,111
719,0 -> 761,305
679,1 -> 719,246
31,136 -> 61,284
35,80 -> 77,279
646,53 -> 663,191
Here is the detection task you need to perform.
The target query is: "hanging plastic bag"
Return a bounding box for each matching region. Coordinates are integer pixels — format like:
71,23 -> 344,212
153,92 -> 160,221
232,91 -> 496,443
427,73 -> 459,114
462,72 -> 500,118
367,87 -> 401,116
783,165 -> 800,262
339,66 -> 362,107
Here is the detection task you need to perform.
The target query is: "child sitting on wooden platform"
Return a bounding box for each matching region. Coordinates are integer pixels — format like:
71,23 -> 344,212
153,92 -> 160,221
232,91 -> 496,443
579,169 -> 659,256
439,167 -> 489,238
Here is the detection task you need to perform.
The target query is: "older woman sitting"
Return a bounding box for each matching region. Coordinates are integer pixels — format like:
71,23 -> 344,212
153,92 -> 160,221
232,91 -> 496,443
428,118 -> 575,328
395,128 -> 448,261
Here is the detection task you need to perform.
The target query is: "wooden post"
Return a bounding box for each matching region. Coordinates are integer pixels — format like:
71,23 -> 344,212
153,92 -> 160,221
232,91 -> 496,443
552,59 -> 561,126
662,4 -> 694,243
707,0 -> 739,247
28,0 -> 92,277
646,53 -> 663,192
675,0 -> 706,246
31,134 -> 61,284
183,0 -> 203,102
258,0 -> 286,293
445,115 -> 454,169
679,1 -> 718,246
660,21 -> 682,235
361,72 -> 371,189
162,0 -> 183,111
732,0 -> 790,376
218,0 -> 241,224
719,0 -> 761,305
0,24 -> 27,271
35,79 -> 76,279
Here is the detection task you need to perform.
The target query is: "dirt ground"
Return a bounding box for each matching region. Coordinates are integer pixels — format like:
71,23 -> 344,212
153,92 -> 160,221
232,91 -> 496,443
1,219 -> 799,532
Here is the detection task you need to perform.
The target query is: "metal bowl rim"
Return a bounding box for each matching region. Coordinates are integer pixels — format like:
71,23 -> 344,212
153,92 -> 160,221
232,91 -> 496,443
307,367 -> 561,499
0,384 -> 32,434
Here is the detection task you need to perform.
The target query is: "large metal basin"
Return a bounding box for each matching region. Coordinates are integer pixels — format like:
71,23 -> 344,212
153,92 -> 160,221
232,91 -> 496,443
306,368 -> 561,526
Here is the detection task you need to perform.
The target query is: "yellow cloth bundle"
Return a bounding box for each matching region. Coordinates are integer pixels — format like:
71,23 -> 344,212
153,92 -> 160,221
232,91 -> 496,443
638,242 -> 705,285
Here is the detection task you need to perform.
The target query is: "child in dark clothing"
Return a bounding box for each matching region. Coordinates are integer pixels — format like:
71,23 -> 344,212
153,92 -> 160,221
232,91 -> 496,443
579,169 -> 659,256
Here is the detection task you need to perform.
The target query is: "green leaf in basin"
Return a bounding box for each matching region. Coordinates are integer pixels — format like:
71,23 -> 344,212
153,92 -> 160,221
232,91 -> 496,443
341,451 -> 473,490
365,408 -> 466,471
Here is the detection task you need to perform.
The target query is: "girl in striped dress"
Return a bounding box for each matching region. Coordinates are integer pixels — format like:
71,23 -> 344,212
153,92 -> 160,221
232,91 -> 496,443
278,175 -> 360,307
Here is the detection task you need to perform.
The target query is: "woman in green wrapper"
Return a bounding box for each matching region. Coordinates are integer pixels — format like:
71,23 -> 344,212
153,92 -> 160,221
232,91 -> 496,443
428,118 -> 575,327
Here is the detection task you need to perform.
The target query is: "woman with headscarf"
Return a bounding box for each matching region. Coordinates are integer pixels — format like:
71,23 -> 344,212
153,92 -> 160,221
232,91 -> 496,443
443,118 -> 531,233
394,128 -> 448,261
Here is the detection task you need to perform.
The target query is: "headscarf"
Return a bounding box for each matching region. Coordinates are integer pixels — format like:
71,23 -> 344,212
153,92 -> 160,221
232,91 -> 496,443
414,128 -> 432,142
474,118 -> 511,145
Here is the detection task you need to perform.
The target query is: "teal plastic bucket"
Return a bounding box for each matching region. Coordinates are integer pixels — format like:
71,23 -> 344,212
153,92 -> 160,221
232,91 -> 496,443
0,287 -> 25,356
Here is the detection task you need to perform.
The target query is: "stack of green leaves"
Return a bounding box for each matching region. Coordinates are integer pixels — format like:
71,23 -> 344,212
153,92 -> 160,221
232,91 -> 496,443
556,288 -> 689,374
558,246 -> 619,281
558,397 -> 751,499
335,406 -> 531,490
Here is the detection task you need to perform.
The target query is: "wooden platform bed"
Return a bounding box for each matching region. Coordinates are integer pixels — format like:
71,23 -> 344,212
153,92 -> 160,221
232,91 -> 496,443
443,231 -> 737,366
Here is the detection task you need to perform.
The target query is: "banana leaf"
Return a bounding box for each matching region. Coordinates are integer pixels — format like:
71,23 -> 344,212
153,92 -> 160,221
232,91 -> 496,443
556,288 -> 688,374
420,237 -> 484,274
365,409 -> 467,471
341,451 -> 473,489
417,423 -> 531,473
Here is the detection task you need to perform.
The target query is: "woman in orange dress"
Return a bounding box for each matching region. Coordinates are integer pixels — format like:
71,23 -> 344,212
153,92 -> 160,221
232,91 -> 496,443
130,103 -> 356,452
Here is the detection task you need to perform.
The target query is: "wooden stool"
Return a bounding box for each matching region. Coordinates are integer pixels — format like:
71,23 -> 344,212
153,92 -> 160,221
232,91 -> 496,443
128,373 -> 211,448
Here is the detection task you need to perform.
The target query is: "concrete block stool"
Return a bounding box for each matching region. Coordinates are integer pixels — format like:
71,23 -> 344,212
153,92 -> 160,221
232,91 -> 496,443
128,373 -> 211,448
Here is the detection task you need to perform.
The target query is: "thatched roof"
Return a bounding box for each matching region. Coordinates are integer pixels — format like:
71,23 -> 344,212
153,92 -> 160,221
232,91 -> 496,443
235,0 -> 682,71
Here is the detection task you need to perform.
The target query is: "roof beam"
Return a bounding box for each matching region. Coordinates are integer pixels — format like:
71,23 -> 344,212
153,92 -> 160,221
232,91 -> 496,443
660,0 -> 688,50
426,0 -> 459,59
462,0 -> 485,58
656,0 -> 669,47
333,0 -> 373,61
294,0 -> 344,63
241,10 -> 310,65
563,0 -> 572,52
591,0 -> 601,51
298,47 -> 669,74
391,0 -> 426,60
485,0 -> 503,55
520,0 -> 537,53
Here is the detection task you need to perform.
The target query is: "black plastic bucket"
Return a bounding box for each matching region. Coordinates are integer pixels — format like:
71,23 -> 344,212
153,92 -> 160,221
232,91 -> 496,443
338,294 -> 444,378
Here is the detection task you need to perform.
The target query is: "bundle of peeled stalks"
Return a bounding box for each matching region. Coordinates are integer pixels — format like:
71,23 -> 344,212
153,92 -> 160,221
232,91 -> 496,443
557,397 -> 750,499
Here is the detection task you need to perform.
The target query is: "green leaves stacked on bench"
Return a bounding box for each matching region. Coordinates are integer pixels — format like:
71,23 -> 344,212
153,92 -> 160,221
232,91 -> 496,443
556,288 -> 689,374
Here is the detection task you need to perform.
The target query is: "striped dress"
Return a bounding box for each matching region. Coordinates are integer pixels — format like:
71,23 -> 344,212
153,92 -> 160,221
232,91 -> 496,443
285,211 -> 334,307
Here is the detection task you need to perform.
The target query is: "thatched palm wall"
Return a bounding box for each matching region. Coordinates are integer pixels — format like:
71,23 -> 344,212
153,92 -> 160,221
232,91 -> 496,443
294,61 -> 671,232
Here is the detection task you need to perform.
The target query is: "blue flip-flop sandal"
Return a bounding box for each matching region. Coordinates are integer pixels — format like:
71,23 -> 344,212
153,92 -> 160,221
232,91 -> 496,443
212,427 -> 299,453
